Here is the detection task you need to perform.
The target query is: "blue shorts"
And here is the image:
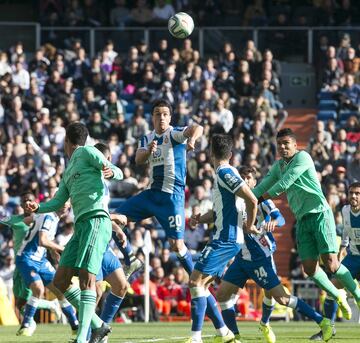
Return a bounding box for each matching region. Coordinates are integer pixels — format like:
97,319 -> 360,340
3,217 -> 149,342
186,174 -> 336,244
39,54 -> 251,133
96,247 -> 122,282
223,255 -> 280,291
16,256 -> 55,287
194,240 -> 241,278
116,189 -> 185,240
341,254 -> 360,279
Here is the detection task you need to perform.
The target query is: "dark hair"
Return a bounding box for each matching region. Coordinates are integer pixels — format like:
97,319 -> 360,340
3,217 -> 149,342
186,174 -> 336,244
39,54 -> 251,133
151,99 -> 173,116
94,142 -> 110,155
211,134 -> 233,160
277,128 -> 296,140
349,182 -> 360,190
238,166 -> 257,178
66,122 -> 88,146
20,191 -> 35,199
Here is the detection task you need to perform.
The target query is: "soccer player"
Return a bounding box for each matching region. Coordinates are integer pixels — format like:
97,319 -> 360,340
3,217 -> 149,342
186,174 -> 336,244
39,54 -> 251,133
115,99 -> 228,331
253,128 -> 360,321
216,166 -> 333,343
185,134 -> 259,343
24,122 -> 123,343
310,181 -> 360,341
15,200 -> 79,337
93,142 -> 128,325
0,192 -> 64,332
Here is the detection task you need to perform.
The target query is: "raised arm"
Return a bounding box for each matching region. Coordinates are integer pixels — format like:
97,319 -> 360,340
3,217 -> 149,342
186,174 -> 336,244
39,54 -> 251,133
266,151 -> 313,198
183,124 -> 204,150
235,184 -> 258,234
86,146 -> 123,180
252,163 -> 279,200
35,180 -> 69,214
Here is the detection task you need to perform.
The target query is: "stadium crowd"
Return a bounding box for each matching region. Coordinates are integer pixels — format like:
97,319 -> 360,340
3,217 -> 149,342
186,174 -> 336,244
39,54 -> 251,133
0,26 -> 359,320
37,0 -> 360,28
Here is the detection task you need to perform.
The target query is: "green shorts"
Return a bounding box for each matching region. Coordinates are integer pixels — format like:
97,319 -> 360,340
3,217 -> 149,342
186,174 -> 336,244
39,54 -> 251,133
296,208 -> 338,261
59,215 -> 112,275
13,267 -> 32,301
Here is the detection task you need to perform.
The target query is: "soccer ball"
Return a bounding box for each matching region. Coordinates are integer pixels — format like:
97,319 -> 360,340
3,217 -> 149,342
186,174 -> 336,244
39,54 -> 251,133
168,12 -> 194,39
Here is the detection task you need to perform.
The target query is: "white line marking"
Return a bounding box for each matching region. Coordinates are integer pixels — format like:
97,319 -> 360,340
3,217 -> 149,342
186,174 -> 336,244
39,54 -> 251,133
123,334 -> 213,343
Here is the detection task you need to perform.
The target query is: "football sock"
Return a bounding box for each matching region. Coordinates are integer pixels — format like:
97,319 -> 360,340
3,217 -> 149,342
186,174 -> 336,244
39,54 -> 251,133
334,264 -> 360,301
37,299 -> 55,310
112,231 -> 134,266
220,306 -> 239,335
310,268 -> 339,299
59,299 -> 79,330
261,297 -> 275,324
100,292 -> 124,323
176,247 -> 194,275
324,297 -> 338,323
22,296 -> 39,328
288,295 -> 323,324
77,290 -> 98,343
205,290 -> 225,329
190,287 -> 207,333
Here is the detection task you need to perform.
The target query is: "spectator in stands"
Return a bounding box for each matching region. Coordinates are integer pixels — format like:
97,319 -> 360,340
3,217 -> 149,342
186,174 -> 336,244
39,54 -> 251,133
129,0 -> 153,26
339,73 -> 360,110
110,0 -> 130,27
152,0 -> 175,25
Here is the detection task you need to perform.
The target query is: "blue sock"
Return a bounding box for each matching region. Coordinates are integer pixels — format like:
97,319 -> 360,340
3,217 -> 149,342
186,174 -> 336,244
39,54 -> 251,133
221,307 -> 239,335
296,298 -> 323,324
205,293 -> 225,329
177,250 -> 194,275
22,296 -> 39,327
61,304 -> 79,330
261,303 -> 275,324
324,298 -> 338,323
100,292 -> 124,323
112,231 -> 133,266
191,295 -> 207,331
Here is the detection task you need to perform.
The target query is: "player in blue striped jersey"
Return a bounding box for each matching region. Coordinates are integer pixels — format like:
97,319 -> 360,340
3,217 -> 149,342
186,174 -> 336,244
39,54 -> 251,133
216,166 -> 333,343
184,135 -> 259,343
115,100 -> 231,333
15,199 -> 78,337
310,182 -> 360,341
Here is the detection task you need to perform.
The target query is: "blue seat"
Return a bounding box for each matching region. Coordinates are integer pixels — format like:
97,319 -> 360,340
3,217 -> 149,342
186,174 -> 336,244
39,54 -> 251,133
317,110 -> 337,121
318,91 -> 334,100
339,110 -> 359,122
125,102 -> 136,114
318,100 -> 338,111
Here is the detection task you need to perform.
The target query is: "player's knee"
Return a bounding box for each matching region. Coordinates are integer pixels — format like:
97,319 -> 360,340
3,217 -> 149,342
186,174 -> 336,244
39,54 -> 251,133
31,283 -> 44,298
324,260 -> 340,274
303,264 -> 317,277
169,240 -> 183,253
53,274 -> 70,293
273,295 -> 288,306
113,283 -> 128,297
188,278 -> 200,289
216,290 -> 230,303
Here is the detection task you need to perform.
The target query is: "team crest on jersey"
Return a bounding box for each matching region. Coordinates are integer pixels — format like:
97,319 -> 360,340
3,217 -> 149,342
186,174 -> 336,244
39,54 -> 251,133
164,135 -> 169,144
153,148 -> 162,158
224,173 -> 240,189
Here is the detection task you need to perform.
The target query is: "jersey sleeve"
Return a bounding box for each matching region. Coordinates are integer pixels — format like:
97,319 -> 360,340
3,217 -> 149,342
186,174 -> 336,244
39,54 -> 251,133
253,163 -> 280,198
261,200 -> 285,227
138,135 -> 149,151
85,146 -> 123,181
39,214 -> 55,232
217,168 -> 245,194
267,151 -> 313,198
171,126 -> 188,144
341,207 -> 350,247
38,179 -> 69,213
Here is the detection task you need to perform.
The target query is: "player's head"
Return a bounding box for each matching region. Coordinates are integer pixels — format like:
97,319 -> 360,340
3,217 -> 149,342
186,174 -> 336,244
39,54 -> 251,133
239,166 -> 257,189
151,99 -> 172,134
276,128 -> 297,160
349,182 -> 360,210
210,134 -> 233,162
20,191 -> 36,214
94,142 -> 111,161
64,122 -> 89,157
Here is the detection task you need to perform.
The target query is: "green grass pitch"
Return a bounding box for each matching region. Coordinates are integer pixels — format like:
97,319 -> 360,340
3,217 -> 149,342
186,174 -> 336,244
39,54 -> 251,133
1,322 -> 359,342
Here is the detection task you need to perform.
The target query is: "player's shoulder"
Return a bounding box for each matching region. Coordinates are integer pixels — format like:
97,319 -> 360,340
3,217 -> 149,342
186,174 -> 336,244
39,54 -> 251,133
217,165 -> 244,188
217,165 -> 240,178
171,125 -> 186,132
341,204 -> 351,215
296,150 -> 312,161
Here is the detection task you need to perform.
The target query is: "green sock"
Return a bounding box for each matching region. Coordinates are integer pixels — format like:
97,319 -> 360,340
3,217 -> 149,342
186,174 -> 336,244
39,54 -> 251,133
334,264 -> 360,301
77,290 -> 99,343
310,268 -> 339,299
37,299 -> 54,310
64,287 -> 102,330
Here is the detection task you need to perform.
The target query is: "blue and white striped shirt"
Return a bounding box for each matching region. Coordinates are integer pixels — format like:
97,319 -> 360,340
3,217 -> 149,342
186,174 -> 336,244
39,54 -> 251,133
341,205 -> 360,256
138,126 -> 187,194
240,200 -> 285,261
212,165 -> 245,244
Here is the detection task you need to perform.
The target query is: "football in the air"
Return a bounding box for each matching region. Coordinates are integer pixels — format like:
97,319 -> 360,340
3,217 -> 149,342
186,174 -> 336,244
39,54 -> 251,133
168,12 -> 194,39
